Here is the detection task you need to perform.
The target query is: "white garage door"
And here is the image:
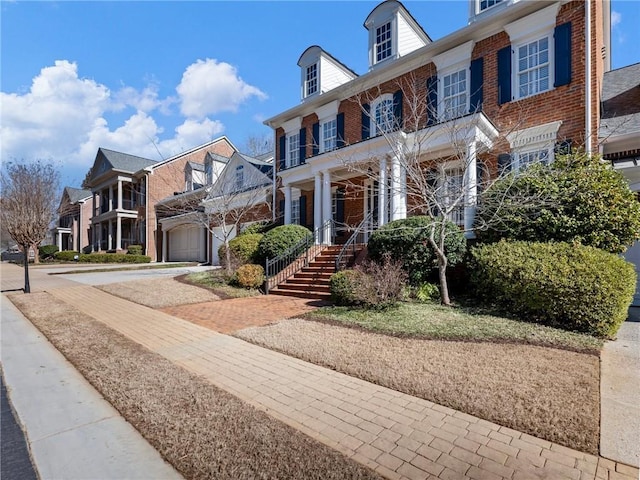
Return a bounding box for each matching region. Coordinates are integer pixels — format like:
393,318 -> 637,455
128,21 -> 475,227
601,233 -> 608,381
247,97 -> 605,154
624,241 -> 640,307
168,225 -> 205,262
211,225 -> 237,266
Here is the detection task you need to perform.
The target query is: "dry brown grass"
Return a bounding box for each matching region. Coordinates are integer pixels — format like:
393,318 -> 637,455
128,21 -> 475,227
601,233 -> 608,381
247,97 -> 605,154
9,293 -> 380,480
235,318 -> 600,455
98,278 -> 220,308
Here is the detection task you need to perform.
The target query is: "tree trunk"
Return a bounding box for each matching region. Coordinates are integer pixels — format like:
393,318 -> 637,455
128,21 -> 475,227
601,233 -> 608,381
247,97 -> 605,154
23,244 -> 31,293
31,243 -> 40,264
437,256 -> 451,306
224,239 -> 233,275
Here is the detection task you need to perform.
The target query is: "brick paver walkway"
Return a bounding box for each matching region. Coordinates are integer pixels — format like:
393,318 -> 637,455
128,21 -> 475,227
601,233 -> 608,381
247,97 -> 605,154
49,285 -> 638,480
160,295 -> 328,333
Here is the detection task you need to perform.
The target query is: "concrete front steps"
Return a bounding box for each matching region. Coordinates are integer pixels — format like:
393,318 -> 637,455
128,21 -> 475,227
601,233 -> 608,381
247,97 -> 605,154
269,245 -> 346,300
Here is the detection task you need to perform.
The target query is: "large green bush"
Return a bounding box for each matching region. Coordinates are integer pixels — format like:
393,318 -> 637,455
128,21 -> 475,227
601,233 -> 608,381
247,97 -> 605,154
329,270 -> 364,306
368,216 -> 466,285
39,244 -> 59,260
54,250 -> 80,261
234,264 -> 265,289
475,152 -> 640,253
470,240 -> 636,338
126,245 -> 143,255
256,224 -> 311,265
218,233 -> 263,269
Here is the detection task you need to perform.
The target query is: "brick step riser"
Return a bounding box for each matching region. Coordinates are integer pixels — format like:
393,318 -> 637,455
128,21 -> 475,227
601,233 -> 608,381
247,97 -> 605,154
269,289 -> 331,300
278,284 -> 331,293
285,279 -> 331,286
294,274 -> 334,280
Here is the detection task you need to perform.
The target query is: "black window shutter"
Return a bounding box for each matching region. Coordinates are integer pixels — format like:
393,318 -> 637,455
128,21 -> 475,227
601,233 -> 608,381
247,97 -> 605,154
554,22 -> 572,87
336,112 -> 345,148
278,135 -> 286,170
312,123 -> 320,156
426,76 -> 438,126
497,153 -> 512,175
497,46 -> 512,105
470,57 -> 484,113
278,199 -> 285,222
336,188 -> 345,224
299,128 -> 307,164
299,196 -> 307,227
361,103 -> 370,140
393,90 -> 403,130
554,139 -> 572,156
476,160 -> 486,193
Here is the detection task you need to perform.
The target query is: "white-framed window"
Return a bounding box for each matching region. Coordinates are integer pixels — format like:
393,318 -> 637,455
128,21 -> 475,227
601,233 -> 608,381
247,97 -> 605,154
375,21 -> 392,63
442,69 -> 468,120
305,63 -> 318,97
442,168 -> 464,226
322,119 -> 337,152
291,198 -> 301,225
516,35 -> 551,99
478,0 -> 503,13
514,148 -> 552,171
372,94 -> 394,135
287,133 -> 300,168
235,165 -> 244,190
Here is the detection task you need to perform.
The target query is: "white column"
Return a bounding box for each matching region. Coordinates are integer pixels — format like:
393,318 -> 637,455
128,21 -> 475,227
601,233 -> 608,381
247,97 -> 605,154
314,173 -> 322,244
390,156 -> 407,221
117,180 -> 123,210
116,216 -> 122,250
322,171 -> 332,244
283,185 -> 292,224
464,141 -> 478,233
378,157 -> 387,227
162,228 -> 167,262
57,231 -> 63,251
109,186 -> 113,211
108,221 -> 113,250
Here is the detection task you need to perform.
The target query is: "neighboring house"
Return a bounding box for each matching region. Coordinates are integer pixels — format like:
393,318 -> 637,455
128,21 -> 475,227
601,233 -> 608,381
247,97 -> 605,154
53,187 -> 92,252
599,62 -> 640,305
157,150 -> 274,265
85,136 -> 236,261
265,0 -> 611,242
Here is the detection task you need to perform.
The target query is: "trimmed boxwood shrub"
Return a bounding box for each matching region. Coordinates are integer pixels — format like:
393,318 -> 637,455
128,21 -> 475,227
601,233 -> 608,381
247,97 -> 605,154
470,240 -> 636,338
256,225 -> 312,265
54,250 -> 80,261
218,233 -> 263,269
329,269 -> 364,306
39,245 -> 59,260
240,222 -> 270,236
234,264 -> 265,289
127,245 -> 143,255
368,216 -> 466,285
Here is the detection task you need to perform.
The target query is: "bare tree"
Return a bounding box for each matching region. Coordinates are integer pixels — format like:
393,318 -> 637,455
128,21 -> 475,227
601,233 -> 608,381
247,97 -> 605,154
1,161 -> 60,292
241,133 -> 275,157
331,73 -> 544,305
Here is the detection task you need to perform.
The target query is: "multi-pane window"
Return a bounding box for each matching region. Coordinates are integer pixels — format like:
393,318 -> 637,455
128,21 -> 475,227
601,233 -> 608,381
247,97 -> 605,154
287,133 -> 300,168
322,119 -> 337,152
374,98 -> 394,135
291,198 -> 301,225
305,64 -> 318,97
443,169 -> 464,226
442,69 -> 467,120
518,149 -> 550,170
235,165 -> 244,190
517,37 -> 550,98
375,22 -> 392,63
479,0 -> 503,12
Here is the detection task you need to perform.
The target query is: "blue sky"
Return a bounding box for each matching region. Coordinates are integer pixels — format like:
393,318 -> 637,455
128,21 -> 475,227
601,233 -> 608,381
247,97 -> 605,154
2,1 -> 639,187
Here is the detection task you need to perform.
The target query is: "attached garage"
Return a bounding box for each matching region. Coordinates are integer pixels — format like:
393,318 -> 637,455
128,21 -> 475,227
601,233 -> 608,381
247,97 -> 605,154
168,225 -> 206,262
210,225 -> 237,266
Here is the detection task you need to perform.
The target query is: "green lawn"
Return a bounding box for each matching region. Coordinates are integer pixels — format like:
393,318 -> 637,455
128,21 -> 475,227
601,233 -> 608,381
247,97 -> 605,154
306,301 -> 604,354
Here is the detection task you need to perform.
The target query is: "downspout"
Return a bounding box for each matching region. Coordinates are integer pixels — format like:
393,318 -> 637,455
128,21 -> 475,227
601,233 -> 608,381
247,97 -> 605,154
585,0 -> 592,155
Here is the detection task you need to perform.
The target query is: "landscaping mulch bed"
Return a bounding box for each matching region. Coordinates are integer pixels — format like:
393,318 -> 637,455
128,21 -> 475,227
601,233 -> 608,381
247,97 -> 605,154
235,317 -> 601,455
8,293 -> 381,480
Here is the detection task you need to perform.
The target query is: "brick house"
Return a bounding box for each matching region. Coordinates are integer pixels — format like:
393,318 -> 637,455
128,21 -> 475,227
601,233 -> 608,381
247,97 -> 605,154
265,0 -> 611,243
52,187 -> 92,253
86,136 -> 235,261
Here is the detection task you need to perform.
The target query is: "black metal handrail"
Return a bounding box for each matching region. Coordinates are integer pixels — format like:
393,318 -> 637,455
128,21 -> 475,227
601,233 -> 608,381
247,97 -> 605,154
334,213 -> 374,272
265,220 -> 333,294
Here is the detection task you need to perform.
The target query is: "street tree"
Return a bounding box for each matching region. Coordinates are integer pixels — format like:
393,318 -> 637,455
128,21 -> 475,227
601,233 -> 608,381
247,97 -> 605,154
1,161 -> 60,292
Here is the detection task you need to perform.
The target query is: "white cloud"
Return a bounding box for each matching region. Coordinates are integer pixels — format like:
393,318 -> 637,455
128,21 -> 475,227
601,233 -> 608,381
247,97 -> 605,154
155,118 -> 225,158
611,10 -> 621,28
177,58 -> 267,119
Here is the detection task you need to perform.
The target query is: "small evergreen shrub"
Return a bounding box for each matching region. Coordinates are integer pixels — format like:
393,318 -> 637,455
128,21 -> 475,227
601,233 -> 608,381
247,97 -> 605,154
329,270 -> 364,306
470,240 -> 636,338
234,264 -> 265,289
240,221 -> 270,236
126,245 -> 143,255
39,245 -> 59,260
368,216 -> 466,285
256,225 -> 312,265
414,282 -> 440,303
54,250 -> 80,261
218,233 -> 263,269
76,253 -> 151,263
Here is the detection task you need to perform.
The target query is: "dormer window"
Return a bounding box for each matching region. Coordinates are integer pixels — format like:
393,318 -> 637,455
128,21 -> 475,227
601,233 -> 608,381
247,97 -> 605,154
235,165 -> 244,190
478,0 -> 503,13
305,64 -> 318,97
375,22 -> 393,63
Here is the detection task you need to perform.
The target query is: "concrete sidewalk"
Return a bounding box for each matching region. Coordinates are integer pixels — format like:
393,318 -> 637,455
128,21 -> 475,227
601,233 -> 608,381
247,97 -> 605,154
0,295 -> 183,480
49,285 -> 639,480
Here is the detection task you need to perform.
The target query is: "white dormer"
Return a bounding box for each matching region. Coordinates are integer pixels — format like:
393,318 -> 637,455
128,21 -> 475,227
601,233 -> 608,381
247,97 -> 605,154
468,0 -> 514,23
364,0 -> 430,70
298,46 -> 358,101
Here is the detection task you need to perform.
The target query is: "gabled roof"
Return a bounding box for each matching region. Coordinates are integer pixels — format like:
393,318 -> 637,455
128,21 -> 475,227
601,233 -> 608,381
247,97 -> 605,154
600,62 -> 640,139
89,148 -> 157,185
237,151 -> 274,176
187,161 -> 205,172
64,186 -> 92,204
297,45 -> 359,79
